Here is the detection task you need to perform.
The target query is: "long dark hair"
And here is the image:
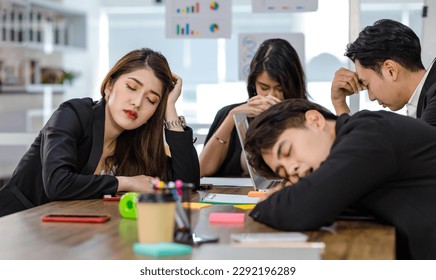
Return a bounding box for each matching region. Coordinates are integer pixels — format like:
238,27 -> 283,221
100,48 -> 175,179
246,38 -> 307,99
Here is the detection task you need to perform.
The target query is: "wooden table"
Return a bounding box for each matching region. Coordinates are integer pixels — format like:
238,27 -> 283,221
0,187 -> 395,260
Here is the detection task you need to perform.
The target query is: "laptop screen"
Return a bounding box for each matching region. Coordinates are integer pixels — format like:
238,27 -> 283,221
233,113 -> 282,191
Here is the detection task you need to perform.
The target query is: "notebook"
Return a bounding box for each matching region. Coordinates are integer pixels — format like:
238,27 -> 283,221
233,113 -> 283,191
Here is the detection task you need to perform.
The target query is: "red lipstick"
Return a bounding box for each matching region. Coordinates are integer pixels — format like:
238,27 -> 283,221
123,109 -> 138,120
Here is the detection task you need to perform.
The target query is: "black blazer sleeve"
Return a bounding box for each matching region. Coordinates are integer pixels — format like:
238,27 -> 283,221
165,127 -> 200,187
418,83 -> 436,126
417,59 -> 436,126
40,99 -> 118,200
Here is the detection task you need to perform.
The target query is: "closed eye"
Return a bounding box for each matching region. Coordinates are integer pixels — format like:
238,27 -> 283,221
358,79 -> 368,90
147,97 -> 157,105
146,92 -> 161,105
126,83 -> 136,91
275,142 -> 292,179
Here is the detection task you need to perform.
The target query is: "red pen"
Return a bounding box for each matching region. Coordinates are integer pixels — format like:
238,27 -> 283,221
103,194 -> 121,201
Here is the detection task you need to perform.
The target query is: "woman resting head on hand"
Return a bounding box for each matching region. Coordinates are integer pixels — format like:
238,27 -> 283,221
0,48 -> 200,217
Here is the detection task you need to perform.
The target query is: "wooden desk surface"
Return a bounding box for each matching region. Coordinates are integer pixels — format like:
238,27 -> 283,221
0,187 -> 395,260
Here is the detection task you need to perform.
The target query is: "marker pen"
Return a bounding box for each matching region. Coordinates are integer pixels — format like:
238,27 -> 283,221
167,181 -> 190,231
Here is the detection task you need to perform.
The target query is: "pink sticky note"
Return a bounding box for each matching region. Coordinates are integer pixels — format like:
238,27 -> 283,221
209,212 -> 245,224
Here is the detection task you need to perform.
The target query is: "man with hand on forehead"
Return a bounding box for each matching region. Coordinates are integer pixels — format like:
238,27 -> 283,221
331,19 -> 436,125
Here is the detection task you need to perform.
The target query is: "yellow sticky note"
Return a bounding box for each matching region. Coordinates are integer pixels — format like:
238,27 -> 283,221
233,204 -> 256,210
182,202 -> 212,209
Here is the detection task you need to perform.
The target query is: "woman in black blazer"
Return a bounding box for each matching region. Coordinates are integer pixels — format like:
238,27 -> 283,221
245,99 -> 436,259
0,48 -> 200,217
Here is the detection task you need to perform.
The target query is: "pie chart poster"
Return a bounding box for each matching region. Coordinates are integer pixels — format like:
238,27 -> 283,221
166,0 -> 232,38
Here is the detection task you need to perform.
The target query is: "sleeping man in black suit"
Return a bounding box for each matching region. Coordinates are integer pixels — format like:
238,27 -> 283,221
244,99 -> 436,260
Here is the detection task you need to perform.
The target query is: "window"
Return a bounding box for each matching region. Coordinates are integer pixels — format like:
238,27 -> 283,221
105,0 -> 349,127
103,0 -> 427,152
357,0 -> 424,114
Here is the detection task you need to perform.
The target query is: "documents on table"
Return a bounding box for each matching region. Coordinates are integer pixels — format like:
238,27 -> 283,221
198,191 -> 260,205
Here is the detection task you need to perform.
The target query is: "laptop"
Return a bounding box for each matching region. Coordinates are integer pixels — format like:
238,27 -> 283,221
233,113 -> 283,191
199,177 -> 253,187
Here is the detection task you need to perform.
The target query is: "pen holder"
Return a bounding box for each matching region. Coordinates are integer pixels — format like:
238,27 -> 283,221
119,192 -> 139,219
136,192 -> 176,243
153,179 -> 193,234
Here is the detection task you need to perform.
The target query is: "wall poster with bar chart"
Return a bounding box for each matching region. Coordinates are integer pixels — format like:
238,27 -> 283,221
165,0 -> 231,38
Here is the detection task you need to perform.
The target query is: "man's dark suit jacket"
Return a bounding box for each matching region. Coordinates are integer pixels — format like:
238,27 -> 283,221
417,59 -> 436,125
250,110 -> 436,259
0,98 -> 199,216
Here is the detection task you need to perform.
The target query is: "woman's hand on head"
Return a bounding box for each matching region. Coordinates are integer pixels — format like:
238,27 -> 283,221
167,73 -> 182,107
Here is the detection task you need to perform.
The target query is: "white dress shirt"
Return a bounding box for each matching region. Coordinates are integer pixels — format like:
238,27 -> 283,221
407,60 -> 435,118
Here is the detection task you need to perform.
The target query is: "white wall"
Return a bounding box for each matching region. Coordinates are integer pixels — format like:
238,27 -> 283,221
422,0 -> 436,66
62,0 -> 102,100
